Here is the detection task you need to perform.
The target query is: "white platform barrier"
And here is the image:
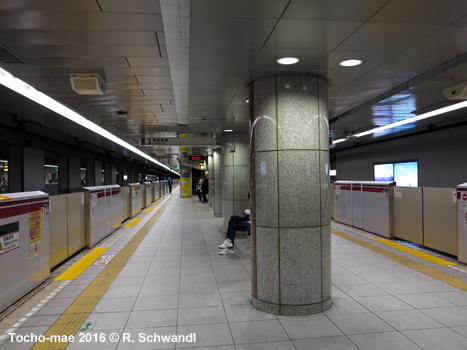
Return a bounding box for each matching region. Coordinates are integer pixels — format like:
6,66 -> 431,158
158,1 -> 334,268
83,185 -> 121,248
334,181 -> 395,238
143,182 -> 152,208
161,180 -> 166,196
129,183 -> 143,218
0,191 -> 50,312
457,183 -> 467,263
153,181 -> 160,201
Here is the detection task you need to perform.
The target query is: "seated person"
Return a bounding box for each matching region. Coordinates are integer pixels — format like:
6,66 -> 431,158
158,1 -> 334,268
218,209 -> 250,255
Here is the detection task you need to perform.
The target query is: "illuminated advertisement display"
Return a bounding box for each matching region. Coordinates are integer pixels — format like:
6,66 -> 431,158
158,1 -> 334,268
394,162 -> 418,187
374,161 -> 418,187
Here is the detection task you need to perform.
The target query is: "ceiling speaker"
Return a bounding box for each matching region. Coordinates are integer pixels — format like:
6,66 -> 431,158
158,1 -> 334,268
70,73 -> 106,95
442,81 -> 467,100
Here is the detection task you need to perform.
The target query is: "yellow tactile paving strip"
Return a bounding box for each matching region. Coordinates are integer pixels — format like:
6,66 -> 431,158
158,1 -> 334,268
332,228 -> 467,292
373,238 -> 456,266
144,207 -> 153,213
31,196 -> 173,350
55,247 -> 109,281
124,217 -> 142,227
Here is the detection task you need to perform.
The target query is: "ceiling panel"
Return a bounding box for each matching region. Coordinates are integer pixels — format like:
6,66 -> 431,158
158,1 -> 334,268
99,0 -> 162,14
369,0 -> 467,25
107,83 -> 173,90
142,90 -> 174,97
344,72 -> 419,89
283,0 -> 389,21
336,23 -> 442,54
190,0 -> 289,18
189,16 -> 278,49
11,45 -> 162,58
127,58 -> 169,68
105,67 -> 171,76
0,30 -> 162,46
402,27 -> 467,56
190,47 -> 258,70
0,0 -> 100,12
0,12 -> 164,31
136,76 -> 173,84
188,84 -> 240,97
264,19 -> 363,52
25,57 -> 130,67
330,86 -> 390,101
373,53 -> 456,74
452,15 -> 467,27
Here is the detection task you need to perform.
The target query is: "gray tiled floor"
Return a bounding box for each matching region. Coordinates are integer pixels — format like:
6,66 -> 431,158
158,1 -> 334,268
3,193 -> 467,349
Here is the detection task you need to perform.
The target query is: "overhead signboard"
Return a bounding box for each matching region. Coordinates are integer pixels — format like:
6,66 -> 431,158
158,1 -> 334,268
189,154 -> 207,161
140,138 -> 216,146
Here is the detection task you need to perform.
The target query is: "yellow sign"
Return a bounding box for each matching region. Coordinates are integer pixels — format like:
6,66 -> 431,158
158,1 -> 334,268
181,169 -> 191,197
181,146 -> 188,162
29,211 -> 42,258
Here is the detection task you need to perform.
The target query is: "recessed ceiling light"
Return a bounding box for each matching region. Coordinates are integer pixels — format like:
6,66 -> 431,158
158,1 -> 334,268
224,129 -> 233,132
245,100 -> 249,103
339,59 -> 363,67
276,57 -> 300,65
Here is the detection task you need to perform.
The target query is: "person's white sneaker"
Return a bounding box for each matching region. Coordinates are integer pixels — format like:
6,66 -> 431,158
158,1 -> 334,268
218,239 -> 233,249
219,248 -> 235,255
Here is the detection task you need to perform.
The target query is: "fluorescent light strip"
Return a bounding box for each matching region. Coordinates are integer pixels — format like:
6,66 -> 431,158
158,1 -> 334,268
0,68 -> 178,175
333,100 -> 467,144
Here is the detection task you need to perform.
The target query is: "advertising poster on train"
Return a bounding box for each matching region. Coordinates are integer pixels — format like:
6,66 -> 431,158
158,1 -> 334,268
29,211 -> 42,258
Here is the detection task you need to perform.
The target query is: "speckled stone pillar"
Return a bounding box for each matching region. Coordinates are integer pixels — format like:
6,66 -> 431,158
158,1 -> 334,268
213,149 -> 223,217
222,133 -> 250,234
208,152 -> 214,208
249,75 -> 332,316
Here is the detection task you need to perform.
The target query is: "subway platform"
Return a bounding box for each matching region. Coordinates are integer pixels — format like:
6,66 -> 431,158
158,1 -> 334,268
1,191 -> 467,349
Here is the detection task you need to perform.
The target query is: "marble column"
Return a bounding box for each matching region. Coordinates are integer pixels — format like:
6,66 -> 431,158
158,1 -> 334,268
213,149 -> 223,217
249,75 -> 331,316
208,151 -> 213,208
222,132 -> 250,234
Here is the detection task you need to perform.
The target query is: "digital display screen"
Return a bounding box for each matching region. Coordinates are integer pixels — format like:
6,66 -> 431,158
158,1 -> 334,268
394,162 -> 418,187
374,161 -> 419,186
330,169 -> 337,176
189,155 -> 206,161
374,164 -> 394,182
